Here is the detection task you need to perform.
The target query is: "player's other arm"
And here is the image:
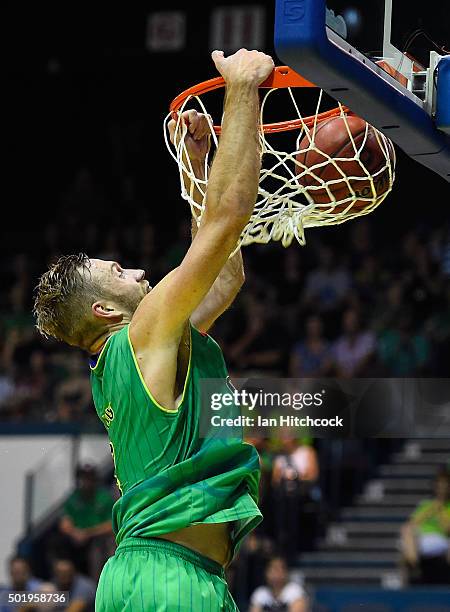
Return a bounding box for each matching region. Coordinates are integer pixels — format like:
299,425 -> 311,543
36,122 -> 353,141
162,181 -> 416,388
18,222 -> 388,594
190,246 -> 244,333
130,49 -> 274,346
169,109 -> 246,333
189,213 -> 245,333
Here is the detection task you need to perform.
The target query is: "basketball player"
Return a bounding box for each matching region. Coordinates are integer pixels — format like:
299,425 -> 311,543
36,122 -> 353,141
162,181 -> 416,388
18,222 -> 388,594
33,48 -> 274,611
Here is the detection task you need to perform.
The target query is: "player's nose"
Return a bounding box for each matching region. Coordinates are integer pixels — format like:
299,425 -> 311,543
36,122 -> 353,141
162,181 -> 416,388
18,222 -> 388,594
135,269 -> 145,281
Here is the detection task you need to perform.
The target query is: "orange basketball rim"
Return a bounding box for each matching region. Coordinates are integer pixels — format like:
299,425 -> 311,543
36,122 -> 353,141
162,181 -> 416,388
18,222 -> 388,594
170,66 -> 351,134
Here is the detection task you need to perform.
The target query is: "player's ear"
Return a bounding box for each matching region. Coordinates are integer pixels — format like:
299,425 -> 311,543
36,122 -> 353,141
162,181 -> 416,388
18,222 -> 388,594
92,301 -> 123,324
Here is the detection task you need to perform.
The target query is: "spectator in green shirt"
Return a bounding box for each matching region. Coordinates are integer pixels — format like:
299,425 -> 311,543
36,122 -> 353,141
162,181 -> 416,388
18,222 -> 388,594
400,469 -> 450,585
58,464 -> 115,581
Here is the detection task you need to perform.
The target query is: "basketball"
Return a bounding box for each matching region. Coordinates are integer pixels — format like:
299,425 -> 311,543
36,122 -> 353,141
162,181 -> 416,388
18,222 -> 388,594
296,115 -> 395,212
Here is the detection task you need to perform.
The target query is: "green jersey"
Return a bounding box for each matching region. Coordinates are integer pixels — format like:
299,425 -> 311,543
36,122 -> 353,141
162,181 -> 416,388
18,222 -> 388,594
90,324 -> 262,558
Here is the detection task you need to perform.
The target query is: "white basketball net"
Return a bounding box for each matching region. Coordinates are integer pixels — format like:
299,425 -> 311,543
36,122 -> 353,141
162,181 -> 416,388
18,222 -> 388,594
164,87 -> 396,248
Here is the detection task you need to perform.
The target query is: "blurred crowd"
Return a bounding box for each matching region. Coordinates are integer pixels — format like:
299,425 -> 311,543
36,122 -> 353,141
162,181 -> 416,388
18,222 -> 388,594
0,443 -> 322,611
2,460 -> 449,612
1,167 -> 450,610
1,169 -> 450,425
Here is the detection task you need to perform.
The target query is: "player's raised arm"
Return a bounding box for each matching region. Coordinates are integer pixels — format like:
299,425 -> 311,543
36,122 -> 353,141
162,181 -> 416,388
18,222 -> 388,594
130,49 -> 274,344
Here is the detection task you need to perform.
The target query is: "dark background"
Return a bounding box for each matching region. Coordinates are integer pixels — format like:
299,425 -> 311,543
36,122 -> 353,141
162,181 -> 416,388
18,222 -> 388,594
4,0 -> 450,256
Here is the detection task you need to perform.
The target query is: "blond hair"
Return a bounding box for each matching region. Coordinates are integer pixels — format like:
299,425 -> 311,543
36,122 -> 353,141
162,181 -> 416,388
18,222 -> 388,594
34,253 -> 96,343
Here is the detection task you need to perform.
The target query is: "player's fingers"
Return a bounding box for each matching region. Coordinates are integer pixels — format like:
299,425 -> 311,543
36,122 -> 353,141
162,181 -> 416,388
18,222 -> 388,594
168,117 -> 181,138
183,110 -> 209,140
180,109 -> 199,135
211,50 -> 225,73
195,114 -> 212,139
168,115 -> 185,144
188,110 -> 200,134
167,118 -> 176,140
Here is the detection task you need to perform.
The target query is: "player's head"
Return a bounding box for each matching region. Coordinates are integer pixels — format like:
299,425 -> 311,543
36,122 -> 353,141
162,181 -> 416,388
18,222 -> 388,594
265,556 -> 289,590
34,253 -> 151,351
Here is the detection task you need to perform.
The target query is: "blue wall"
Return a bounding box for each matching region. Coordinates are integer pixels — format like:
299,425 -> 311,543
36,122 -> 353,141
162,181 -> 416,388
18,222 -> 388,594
314,587 -> 450,611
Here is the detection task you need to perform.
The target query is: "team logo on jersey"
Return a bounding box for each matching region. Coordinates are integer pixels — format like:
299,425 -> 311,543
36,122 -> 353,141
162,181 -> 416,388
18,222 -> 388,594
101,404 -> 115,429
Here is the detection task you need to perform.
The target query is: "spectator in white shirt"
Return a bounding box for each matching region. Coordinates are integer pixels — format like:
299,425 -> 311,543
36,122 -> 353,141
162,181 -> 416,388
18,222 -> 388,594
249,556 -> 308,612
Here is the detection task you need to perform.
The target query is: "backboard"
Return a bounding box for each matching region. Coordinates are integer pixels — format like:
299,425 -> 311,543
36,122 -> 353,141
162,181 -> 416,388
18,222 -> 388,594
274,0 -> 450,182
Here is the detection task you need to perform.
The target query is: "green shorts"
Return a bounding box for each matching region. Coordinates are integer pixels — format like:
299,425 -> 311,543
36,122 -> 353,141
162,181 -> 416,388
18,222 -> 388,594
95,537 -> 239,612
